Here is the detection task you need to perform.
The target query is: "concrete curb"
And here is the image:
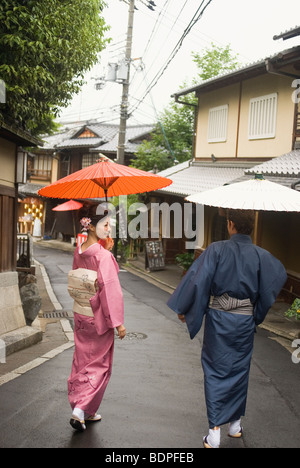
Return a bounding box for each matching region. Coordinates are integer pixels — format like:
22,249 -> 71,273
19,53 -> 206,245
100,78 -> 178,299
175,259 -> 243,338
0,259 -> 74,388
1,326 -> 43,357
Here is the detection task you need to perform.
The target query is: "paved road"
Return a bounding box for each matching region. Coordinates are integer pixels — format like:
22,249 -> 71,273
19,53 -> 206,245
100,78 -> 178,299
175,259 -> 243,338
0,245 -> 299,449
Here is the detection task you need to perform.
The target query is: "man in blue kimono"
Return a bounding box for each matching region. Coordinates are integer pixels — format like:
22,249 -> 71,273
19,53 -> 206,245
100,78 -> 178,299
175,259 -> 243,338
167,209 -> 287,448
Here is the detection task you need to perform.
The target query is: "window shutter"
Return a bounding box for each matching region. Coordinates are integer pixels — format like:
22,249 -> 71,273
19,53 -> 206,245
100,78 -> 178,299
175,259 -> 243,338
207,105 -> 228,143
248,93 -> 277,140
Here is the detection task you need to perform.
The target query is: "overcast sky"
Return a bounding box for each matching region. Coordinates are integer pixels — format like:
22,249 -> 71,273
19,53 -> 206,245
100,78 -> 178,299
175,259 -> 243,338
58,0 -> 300,126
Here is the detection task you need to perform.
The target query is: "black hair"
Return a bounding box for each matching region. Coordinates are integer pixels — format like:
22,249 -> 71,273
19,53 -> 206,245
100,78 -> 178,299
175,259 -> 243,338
78,203 -> 108,227
227,209 -> 255,235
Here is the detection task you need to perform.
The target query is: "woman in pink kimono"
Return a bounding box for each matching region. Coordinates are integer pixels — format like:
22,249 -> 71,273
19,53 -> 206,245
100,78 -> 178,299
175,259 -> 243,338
68,205 -> 125,432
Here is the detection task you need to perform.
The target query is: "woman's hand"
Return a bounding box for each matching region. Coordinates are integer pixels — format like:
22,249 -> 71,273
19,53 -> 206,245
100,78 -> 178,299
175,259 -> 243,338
99,237 -> 114,251
116,324 -> 126,340
104,237 -> 114,251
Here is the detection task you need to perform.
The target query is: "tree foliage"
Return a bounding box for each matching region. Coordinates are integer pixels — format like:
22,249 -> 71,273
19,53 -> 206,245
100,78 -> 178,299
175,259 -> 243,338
0,0 -> 110,135
131,91 -> 195,172
192,43 -> 240,82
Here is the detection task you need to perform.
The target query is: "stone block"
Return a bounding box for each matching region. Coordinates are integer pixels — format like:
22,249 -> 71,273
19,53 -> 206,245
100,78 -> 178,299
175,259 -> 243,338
0,272 -> 26,335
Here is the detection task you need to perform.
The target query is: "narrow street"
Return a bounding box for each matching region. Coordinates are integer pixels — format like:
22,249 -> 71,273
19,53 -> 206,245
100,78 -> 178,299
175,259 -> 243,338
0,245 -> 299,449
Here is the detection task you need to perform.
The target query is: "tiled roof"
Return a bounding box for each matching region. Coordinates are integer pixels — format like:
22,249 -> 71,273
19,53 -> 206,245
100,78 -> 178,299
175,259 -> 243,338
157,162 -> 248,197
156,160 -> 191,178
18,183 -> 46,196
156,152 -> 300,199
228,174 -> 300,191
40,122 -> 154,153
98,125 -> 154,153
273,25 -> 300,41
41,127 -> 80,150
173,45 -> 300,99
56,137 -> 104,149
246,150 -> 300,177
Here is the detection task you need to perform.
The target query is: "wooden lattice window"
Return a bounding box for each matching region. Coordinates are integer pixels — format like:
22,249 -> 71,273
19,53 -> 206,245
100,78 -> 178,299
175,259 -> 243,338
207,105 -> 229,143
248,93 -> 277,140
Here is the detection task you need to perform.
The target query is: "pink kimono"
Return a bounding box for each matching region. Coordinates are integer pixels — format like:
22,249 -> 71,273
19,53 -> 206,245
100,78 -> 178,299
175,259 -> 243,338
68,243 -> 124,416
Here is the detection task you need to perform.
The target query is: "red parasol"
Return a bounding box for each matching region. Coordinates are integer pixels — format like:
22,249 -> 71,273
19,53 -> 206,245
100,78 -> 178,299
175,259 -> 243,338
38,155 -> 172,201
52,199 -> 83,240
52,200 -> 83,211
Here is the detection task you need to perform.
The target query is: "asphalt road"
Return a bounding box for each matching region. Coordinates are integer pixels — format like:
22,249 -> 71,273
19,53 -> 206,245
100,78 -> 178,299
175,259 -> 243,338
0,245 -> 299,449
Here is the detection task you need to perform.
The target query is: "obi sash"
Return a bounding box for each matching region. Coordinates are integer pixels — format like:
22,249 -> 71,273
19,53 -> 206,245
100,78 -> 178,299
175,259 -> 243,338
68,268 -> 97,317
211,293 -> 253,316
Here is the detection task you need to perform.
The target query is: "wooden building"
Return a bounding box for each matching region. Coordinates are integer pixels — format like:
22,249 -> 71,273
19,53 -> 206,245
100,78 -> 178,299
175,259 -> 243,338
0,120 -> 41,341
154,44 -> 300,302
18,121 -> 154,240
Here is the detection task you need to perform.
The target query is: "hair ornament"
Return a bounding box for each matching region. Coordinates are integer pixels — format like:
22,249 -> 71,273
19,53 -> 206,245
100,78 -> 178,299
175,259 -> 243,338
80,217 -> 92,232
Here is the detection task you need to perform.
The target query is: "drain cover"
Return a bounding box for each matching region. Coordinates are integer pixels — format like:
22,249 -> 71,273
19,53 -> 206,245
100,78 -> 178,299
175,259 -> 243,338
43,310 -> 70,319
118,332 -> 147,341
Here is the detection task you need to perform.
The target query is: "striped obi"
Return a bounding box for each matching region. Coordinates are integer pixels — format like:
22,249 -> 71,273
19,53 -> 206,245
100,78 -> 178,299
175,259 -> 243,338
211,293 -> 253,316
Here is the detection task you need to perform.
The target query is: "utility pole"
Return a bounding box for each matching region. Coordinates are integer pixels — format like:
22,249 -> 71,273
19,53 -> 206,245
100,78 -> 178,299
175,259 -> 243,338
117,0 -> 135,165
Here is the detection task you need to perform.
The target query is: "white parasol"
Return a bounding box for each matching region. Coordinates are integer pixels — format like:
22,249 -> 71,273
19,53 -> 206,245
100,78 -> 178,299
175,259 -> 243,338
186,175 -> 300,212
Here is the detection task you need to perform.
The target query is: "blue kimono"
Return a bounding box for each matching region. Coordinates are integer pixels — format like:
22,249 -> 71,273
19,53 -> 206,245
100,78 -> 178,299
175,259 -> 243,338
167,234 -> 287,428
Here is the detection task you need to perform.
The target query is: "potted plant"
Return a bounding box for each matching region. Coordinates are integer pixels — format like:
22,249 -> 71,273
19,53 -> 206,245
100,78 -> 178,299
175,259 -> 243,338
175,252 -> 194,275
285,298 -> 300,321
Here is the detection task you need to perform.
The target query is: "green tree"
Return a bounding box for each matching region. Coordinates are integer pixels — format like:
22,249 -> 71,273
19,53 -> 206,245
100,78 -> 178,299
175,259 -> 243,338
0,0 -> 110,135
192,43 -> 240,81
131,90 -> 195,172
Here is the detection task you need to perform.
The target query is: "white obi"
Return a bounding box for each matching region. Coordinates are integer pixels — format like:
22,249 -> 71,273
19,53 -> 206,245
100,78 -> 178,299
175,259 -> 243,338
68,268 -> 98,317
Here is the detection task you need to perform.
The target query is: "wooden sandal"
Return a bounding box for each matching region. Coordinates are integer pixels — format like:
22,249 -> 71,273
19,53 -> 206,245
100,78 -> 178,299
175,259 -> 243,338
228,427 -> 243,438
85,413 -> 102,422
203,436 -> 219,448
70,417 -> 86,432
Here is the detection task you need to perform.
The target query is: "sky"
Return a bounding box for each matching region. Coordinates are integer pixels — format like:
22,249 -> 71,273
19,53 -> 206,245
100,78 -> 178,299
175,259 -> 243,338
57,0 -> 300,126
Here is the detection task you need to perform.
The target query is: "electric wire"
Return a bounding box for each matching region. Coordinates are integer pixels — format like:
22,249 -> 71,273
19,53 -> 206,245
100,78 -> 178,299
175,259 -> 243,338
128,0 -> 211,107
129,0 -> 190,99
128,0 -> 214,117
60,0 -> 215,124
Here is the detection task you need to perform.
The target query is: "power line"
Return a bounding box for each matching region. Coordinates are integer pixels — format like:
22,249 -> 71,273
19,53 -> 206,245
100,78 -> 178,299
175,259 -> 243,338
59,0 -> 215,125
127,0 -> 194,111
128,0 -> 214,117
120,0 -> 156,11
117,0 -> 157,164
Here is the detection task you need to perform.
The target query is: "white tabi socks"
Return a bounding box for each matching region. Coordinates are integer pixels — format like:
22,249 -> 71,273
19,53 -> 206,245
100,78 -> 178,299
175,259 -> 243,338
72,407 -> 85,422
205,427 -> 221,448
229,419 -> 242,437
70,407 -> 87,432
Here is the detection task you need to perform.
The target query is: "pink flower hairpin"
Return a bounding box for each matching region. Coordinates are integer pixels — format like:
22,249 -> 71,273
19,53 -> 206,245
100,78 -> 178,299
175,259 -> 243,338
80,217 -> 92,232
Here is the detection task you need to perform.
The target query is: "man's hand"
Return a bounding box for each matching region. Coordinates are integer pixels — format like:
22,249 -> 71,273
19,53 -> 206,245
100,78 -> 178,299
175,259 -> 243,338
178,314 -> 186,323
